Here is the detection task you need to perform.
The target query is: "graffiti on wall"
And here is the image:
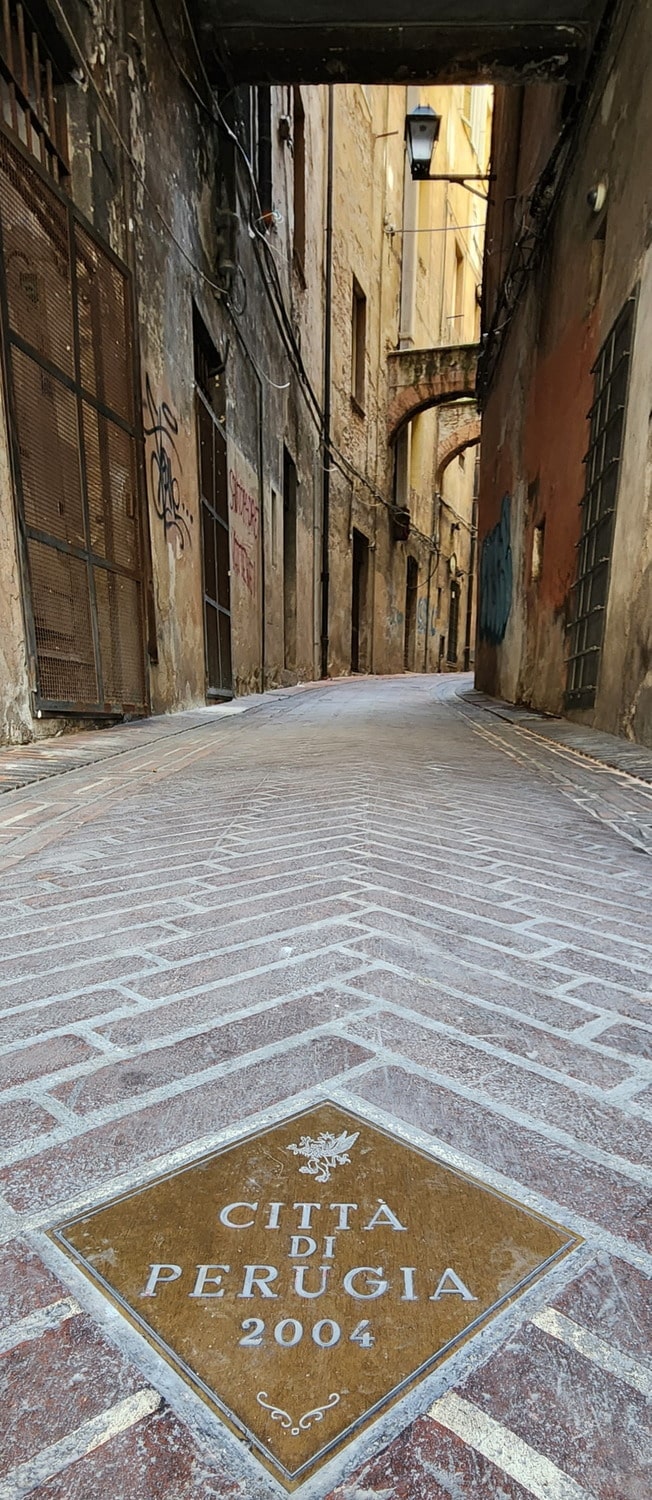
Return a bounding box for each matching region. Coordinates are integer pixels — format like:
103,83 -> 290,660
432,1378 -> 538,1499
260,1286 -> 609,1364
479,494 -> 513,645
143,375 -> 193,551
232,534 -> 256,595
229,467 -> 260,539
229,463 -> 259,598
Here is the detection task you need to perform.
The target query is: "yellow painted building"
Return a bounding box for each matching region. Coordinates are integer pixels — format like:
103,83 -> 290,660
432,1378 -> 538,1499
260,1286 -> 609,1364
318,82 -> 492,677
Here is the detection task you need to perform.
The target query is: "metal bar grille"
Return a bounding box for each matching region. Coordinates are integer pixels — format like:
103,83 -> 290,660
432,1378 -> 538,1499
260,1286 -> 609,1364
0,125 -> 148,716
565,293 -> 636,710
0,2 -> 69,182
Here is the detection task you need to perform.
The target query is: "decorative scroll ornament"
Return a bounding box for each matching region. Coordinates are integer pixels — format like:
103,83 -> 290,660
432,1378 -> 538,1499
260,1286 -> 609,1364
256,1391 -> 340,1436
287,1129 -> 360,1184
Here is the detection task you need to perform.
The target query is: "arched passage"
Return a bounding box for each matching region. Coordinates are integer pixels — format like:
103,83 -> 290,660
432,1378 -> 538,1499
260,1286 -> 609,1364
436,411 -> 482,485
194,3 -> 609,86
386,344 -> 479,444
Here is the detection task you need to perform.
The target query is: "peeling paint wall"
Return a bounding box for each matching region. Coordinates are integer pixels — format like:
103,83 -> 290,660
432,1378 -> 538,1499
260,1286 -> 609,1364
479,0 -> 652,744
0,1 -> 326,739
0,7 -> 489,740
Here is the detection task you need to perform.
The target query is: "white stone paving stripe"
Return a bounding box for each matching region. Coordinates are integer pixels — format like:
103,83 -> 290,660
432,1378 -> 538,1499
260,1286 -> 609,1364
0,1296 -> 81,1355
429,1391 -> 596,1500
531,1307 -> 652,1398
334,1033 -> 652,1188
0,1389 -> 161,1499
332,1085 -> 652,1276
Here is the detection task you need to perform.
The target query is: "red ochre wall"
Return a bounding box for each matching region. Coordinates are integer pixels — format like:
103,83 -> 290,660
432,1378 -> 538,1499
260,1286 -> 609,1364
477,234 -> 600,714
476,13 -> 652,743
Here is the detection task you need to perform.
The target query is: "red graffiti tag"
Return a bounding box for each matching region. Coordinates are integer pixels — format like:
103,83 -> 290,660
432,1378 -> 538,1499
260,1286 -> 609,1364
232,535 -> 256,596
229,469 -> 259,538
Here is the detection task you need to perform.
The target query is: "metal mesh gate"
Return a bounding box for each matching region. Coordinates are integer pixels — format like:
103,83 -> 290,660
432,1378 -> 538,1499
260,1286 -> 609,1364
0,128 -> 147,716
566,293 -> 636,710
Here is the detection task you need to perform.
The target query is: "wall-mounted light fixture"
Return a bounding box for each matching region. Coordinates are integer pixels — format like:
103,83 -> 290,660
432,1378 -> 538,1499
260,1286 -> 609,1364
404,105 -> 494,200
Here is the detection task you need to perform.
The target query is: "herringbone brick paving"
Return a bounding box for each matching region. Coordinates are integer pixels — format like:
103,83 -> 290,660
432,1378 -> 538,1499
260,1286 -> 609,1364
0,675 -> 650,1498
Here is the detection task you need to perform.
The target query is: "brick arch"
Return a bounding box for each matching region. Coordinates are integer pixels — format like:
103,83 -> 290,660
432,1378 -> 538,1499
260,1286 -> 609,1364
436,412 -> 481,485
387,343 -> 479,443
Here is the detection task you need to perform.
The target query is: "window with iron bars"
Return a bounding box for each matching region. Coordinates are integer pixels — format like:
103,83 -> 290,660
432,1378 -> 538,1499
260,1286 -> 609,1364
0,0 -> 70,184
565,292 -> 636,710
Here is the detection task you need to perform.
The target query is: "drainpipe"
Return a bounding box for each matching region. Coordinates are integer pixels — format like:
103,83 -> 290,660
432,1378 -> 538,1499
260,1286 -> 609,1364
463,498 -> 478,672
398,85 -> 419,350
320,84 -> 334,679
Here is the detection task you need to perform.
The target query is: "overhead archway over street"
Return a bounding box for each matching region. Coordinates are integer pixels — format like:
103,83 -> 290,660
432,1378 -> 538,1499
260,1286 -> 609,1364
386,344 -> 479,443
193,1 -> 611,84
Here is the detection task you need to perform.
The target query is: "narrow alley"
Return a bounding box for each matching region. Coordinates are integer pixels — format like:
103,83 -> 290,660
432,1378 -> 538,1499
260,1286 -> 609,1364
1,1 -> 651,1494
1,676 -> 651,1498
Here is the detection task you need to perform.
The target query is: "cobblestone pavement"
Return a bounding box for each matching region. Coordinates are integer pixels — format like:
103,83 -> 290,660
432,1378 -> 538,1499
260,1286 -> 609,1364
1,675 -> 650,1499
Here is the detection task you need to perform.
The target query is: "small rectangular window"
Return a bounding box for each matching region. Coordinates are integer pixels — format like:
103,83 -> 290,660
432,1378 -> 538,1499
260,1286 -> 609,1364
351,277 -> 367,412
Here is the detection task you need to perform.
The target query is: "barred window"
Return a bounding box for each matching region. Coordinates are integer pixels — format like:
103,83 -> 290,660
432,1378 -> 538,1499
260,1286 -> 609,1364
0,1 -> 70,183
566,293 -> 636,709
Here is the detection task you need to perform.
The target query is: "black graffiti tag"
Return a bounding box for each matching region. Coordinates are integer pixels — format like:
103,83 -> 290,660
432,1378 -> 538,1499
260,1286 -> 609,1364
143,375 -> 193,549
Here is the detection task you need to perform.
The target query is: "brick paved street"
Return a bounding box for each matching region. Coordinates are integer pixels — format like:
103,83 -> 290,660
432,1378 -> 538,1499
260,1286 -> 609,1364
1,675 -> 651,1499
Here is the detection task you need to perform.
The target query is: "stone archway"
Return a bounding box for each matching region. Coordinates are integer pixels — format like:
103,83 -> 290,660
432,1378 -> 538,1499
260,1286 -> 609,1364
436,407 -> 481,485
387,344 -> 479,444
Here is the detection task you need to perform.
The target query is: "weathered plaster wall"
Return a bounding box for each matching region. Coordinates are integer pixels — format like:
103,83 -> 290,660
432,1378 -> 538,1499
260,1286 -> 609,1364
0,2 -> 325,739
478,0 -> 652,743
327,84 -> 404,678
0,19 -> 487,737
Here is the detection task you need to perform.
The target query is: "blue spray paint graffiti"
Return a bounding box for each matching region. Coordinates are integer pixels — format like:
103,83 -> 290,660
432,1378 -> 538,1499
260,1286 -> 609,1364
479,494 -> 513,645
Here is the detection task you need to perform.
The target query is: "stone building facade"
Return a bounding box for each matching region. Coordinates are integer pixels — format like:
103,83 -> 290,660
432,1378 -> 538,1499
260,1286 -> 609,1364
0,0 -> 329,743
477,0 -> 652,745
319,81 -> 490,679
0,0 -> 488,743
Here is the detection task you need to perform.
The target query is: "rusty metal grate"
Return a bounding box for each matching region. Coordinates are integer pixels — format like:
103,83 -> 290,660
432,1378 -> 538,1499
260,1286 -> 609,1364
566,293 -> 636,710
26,537 -> 98,705
75,223 -> 133,423
0,126 -> 147,716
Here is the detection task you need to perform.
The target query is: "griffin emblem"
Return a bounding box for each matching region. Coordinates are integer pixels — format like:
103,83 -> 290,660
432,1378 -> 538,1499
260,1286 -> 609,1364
287,1129 -> 360,1183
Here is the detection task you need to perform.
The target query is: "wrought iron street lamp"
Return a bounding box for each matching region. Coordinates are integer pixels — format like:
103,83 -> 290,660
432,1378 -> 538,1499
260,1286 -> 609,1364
404,104 -> 441,178
404,104 -> 493,199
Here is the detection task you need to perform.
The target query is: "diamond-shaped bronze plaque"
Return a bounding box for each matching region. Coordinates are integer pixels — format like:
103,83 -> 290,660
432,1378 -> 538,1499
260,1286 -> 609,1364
50,1102 -> 580,1488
